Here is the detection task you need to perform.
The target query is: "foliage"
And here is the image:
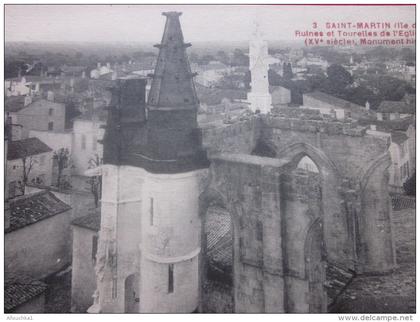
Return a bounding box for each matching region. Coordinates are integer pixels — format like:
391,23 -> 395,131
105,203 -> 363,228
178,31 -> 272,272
53,148 -> 71,189
324,64 -> 353,93
268,69 -> 282,86
87,154 -> 103,208
282,63 -> 293,80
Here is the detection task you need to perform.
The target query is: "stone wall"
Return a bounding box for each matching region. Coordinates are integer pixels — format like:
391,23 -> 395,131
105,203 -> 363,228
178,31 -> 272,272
201,118 -> 260,156
5,210 -> 71,280
71,226 -> 97,312
199,113 -> 395,312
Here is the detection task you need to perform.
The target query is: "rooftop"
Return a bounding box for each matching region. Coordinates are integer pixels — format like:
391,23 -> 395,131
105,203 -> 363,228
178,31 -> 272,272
7,137 -> 53,161
6,97 -> 64,113
377,100 -> 415,114
6,190 -> 71,233
304,91 -> 365,111
195,83 -> 247,106
5,276 -> 47,312
71,211 -> 101,232
358,117 -> 414,132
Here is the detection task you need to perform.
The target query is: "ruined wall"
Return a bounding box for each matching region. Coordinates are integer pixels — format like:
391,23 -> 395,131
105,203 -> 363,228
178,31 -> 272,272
206,154 -> 286,313
200,113 -> 395,312
71,226 -> 97,312
201,118 -> 261,156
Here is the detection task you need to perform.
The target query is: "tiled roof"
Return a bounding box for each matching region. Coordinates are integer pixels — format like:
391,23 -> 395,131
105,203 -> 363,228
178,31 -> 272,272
72,211 -> 101,232
5,276 -> 47,312
305,91 -> 364,110
377,100 -> 415,114
359,117 -> 414,132
7,137 -> 53,160
195,83 -> 247,106
325,263 -> 354,305
205,207 -> 232,271
6,190 -> 71,233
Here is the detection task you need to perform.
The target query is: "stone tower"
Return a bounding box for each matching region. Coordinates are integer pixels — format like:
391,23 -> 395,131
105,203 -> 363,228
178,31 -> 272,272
247,20 -> 272,114
89,11 -> 208,313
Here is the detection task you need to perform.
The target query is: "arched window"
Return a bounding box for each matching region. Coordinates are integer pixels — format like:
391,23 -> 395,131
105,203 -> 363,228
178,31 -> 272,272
297,155 -> 320,173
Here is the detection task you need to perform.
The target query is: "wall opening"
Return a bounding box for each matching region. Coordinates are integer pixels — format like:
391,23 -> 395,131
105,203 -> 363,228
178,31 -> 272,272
168,264 -> 174,293
124,273 -> 140,313
202,203 -> 234,313
297,155 -> 320,173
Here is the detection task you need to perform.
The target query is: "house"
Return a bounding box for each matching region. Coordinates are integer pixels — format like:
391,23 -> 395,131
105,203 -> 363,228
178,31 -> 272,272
60,65 -> 86,77
363,118 -> 415,192
270,85 -> 291,107
6,137 -> 54,198
5,276 -> 48,313
303,91 -> 370,121
5,190 -> 72,279
90,63 -> 114,79
191,61 -> 233,87
122,57 -> 156,77
71,211 -> 101,312
6,92 -> 66,140
72,110 -> 106,175
5,76 -> 34,97
376,99 -> 415,121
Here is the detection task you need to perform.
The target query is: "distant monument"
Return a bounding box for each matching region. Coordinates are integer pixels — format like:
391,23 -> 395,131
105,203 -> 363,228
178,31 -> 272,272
247,19 -> 272,114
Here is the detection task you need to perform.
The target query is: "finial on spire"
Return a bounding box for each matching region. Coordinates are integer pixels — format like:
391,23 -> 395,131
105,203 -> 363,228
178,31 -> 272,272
162,11 -> 182,17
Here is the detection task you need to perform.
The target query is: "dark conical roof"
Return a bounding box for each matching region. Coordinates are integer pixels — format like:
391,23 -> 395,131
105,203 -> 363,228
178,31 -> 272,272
147,11 -> 199,109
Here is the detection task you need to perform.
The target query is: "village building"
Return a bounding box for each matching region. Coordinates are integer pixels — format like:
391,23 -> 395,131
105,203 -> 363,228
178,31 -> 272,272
5,190 -> 72,279
5,276 -> 48,313
6,137 -> 54,198
71,109 -> 106,176
376,98 -> 415,121
6,91 -> 66,140
302,91 -> 371,120
71,211 -> 101,312
363,117 -> 415,192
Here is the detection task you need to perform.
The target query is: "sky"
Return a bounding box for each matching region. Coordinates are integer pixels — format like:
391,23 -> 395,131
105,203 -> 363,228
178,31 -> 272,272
5,4 -> 415,43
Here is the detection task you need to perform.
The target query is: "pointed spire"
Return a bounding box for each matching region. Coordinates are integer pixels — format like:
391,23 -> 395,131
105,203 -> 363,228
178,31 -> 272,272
147,11 -> 199,109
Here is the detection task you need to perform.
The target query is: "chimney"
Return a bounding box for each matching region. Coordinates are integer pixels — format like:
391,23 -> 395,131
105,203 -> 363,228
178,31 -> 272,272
370,124 -> 376,131
97,62 -> 101,69
47,91 -> 55,102
365,101 -> 370,111
24,95 -> 32,106
106,62 -> 111,69
35,82 -> 40,92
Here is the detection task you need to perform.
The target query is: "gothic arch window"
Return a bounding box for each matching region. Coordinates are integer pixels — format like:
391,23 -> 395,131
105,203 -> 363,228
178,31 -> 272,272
296,155 -> 320,173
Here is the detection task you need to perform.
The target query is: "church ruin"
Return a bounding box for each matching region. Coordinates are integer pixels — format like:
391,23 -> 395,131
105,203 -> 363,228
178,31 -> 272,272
88,11 -> 395,313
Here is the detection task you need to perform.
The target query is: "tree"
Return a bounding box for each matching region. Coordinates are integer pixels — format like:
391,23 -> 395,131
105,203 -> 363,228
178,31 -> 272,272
282,63 -> 293,80
53,148 -> 70,189
18,153 -> 36,194
231,49 -> 249,67
268,69 -> 282,86
326,64 -> 353,91
87,154 -> 103,208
